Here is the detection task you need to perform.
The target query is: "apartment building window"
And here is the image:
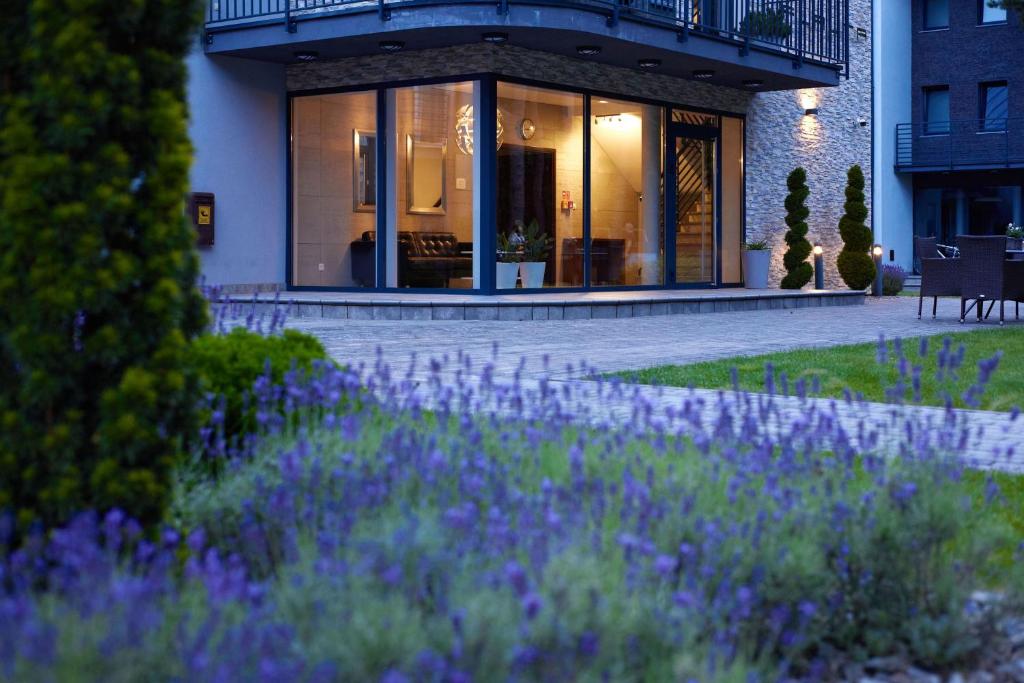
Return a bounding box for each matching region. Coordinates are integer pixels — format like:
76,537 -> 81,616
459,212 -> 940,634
924,86 -> 950,134
979,0 -> 1007,24
924,0 -> 949,29
980,81 -> 1008,131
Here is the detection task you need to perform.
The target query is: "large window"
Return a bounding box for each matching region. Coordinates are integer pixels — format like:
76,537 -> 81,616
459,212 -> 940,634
924,0 -> 949,28
388,82 -> 478,289
496,83 -> 583,288
924,86 -> 950,134
979,0 -> 1007,24
720,116 -> 744,284
590,97 -> 664,286
292,91 -> 377,287
980,81 -> 1008,131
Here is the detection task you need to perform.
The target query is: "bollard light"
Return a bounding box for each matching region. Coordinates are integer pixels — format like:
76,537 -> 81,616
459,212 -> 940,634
871,244 -> 883,297
813,244 -> 824,290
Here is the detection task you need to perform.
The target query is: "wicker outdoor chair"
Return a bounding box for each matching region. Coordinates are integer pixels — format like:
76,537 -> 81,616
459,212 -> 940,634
957,235 -> 1013,325
915,235 -> 960,319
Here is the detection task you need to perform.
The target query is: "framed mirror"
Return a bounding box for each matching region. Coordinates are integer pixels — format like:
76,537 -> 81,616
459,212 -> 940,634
353,130 -> 376,213
406,134 -> 447,215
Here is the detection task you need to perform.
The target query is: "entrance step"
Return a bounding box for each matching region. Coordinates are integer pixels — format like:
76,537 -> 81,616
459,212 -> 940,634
232,289 -> 866,321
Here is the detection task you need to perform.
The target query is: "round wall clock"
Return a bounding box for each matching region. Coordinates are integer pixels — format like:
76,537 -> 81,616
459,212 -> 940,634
518,118 -> 537,140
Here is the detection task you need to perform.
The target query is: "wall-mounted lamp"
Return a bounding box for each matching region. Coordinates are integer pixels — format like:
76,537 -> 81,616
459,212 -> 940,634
804,107 -> 820,116
813,244 -> 824,289
871,244 -> 883,297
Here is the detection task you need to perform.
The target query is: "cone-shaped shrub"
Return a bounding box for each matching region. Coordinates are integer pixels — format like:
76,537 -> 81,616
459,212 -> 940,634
837,165 -> 875,290
0,0 -> 206,541
781,168 -> 813,289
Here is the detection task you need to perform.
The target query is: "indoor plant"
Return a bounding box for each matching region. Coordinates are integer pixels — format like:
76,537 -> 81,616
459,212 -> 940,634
497,230 -> 522,289
742,239 -> 772,289
518,219 -> 552,289
1007,223 -> 1023,251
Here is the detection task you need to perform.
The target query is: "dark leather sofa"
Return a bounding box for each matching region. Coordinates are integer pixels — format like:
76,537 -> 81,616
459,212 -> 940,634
351,231 -> 472,288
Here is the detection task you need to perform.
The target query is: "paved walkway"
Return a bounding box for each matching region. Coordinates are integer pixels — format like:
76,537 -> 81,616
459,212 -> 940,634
286,296 -> 1024,472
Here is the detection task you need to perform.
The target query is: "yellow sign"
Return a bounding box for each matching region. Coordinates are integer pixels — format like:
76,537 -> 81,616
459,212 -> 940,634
197,205 -> 211,225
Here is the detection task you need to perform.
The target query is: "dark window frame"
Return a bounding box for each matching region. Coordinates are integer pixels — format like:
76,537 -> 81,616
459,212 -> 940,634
979,80 -> 1009,132
923,85 -> 951,135
923,0 -> 949,29
978,0 -> 1008,25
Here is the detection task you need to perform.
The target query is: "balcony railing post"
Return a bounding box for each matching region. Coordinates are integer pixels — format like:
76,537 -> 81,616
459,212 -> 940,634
285,0 -> 297,32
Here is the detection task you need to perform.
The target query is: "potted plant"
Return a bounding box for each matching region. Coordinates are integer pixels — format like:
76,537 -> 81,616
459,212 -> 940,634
1007,223 -> 1023,251
740,8 -> 792,42
518,219 -> 552,289
742,239 -> 772,289
496,230 -> 522,289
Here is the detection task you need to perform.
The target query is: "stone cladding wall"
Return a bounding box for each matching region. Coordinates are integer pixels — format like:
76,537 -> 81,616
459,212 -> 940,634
745,0 -> 873,289
287,43 -> 753,114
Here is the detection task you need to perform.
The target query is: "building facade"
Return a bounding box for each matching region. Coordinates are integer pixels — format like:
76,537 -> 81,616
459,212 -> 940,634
188,0 -> 880,293
876,0 -> 1023,271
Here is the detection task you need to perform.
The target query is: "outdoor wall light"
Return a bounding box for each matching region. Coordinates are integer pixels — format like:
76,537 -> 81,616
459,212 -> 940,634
637,58 -> 662,69
378,40 -> 405,52
577,45 -> 602,56
871,244 -> 883,297
482,32 -> 508,44
292,51 -> 319,62
692,69 -> 715,80
742,79 -> 765,89
804,107 -> 820,116
813,244 -> 824,290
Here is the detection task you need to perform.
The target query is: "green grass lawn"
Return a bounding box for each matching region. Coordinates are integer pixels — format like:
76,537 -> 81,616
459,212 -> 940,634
614,327 -> 1024,412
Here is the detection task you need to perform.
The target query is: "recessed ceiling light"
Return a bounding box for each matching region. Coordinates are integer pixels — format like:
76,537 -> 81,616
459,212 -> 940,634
742,79 -> 765,88
482,32 -> 508,44
692,69 -> 715,80
293,51 -> 319,62
576,45 -> 602,56
378,40 -> 405,52
598,99 -> 609,104
638,58 -> 661,69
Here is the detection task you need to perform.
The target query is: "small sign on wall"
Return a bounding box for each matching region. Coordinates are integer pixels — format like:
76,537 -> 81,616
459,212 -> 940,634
189,192 -> 215,247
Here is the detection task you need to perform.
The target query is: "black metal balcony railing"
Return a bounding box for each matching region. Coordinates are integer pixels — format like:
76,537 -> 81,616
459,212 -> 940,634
205,0 -> 849,74
895,118 -> 1024,172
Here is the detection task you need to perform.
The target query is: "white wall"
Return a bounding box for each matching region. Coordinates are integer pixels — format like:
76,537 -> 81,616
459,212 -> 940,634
187,48 -> 287,290
872,0 -> 915,271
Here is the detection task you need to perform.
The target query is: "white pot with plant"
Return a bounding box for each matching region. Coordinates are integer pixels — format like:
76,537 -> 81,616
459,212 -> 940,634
1007,223 -> 1023,251
518,219 -> 552,290
496,230 -> 522,289
742,239 -> 772,289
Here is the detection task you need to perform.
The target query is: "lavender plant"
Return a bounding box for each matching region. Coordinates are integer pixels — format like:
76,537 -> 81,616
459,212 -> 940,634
2,342 -> 1022,681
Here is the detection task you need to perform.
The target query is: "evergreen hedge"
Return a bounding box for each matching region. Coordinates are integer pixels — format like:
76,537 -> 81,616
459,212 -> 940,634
0,0 -> 206,540
837,165 -> 876,290
780,168 -> 813,289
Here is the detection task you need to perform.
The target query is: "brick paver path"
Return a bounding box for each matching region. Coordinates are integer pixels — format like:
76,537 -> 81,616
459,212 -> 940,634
287,296 -> 1024,472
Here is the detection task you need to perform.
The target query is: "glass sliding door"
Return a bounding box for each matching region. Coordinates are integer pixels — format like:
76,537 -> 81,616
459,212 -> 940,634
291,91 -> 377,287
590,98 -> 664,286
497,83 -> 583,288
672,134 -> 716,284
387,82 -> 478,289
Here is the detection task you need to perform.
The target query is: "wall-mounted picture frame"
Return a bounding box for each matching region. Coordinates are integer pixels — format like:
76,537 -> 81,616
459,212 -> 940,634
406,134 -> 447,215
353,129 -> 376,213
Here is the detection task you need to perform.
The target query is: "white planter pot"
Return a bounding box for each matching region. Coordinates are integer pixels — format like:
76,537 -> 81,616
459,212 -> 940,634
519,261 -> 546,289
742,250 -> 772,289
496,262 -> 520,289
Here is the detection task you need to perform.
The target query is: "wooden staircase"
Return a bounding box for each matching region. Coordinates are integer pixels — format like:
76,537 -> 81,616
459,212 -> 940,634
674,137 -> 714,283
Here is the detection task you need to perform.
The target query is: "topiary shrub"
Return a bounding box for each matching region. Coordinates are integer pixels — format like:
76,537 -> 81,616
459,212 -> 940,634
0,0 -> 206,542
190,328 -> 331,450
837,165 -> 876,290
780,168 -> 813,289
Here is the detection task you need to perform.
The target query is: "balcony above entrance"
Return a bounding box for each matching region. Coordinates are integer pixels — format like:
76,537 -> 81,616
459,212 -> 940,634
204,0 -> 849,90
